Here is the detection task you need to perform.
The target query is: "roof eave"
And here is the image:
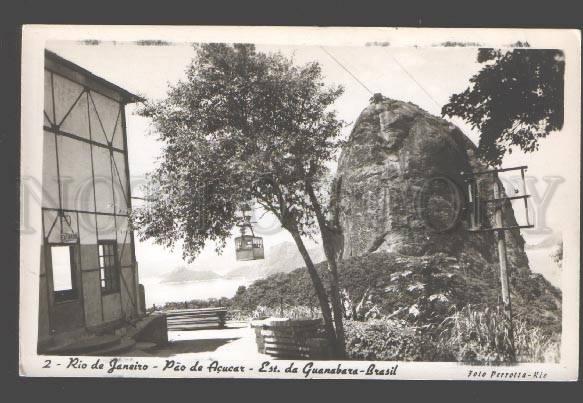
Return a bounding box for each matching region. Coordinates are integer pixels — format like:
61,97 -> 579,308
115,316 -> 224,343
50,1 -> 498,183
45,49 -> 144,105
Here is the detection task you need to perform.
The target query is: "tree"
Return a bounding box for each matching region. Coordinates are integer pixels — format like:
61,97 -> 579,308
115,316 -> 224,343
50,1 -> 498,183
133,43 -> 348,356
442,49 -> 565,166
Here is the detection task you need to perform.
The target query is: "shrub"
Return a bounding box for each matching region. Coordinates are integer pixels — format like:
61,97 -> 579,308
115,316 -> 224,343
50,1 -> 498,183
344,318 -> 455,361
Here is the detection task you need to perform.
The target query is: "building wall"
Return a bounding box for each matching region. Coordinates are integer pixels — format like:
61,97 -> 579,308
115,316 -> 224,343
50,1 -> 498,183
39,55 -> 139,345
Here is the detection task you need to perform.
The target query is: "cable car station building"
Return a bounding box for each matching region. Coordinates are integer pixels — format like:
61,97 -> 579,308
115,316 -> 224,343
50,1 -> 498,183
38,51 -> 153,352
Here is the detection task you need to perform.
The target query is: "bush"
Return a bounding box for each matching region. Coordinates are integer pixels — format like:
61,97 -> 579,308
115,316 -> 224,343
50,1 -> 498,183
344,318 -> 455,361
437,305 -> 560,364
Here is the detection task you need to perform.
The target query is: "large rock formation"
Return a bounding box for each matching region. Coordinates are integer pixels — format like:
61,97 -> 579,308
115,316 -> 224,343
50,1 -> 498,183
334,96 -> 561,330
336,95 -> 528,269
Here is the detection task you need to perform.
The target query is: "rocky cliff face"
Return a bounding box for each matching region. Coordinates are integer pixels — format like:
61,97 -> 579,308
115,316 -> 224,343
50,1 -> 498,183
336,96 -> 530,277
334,96 -> 561,330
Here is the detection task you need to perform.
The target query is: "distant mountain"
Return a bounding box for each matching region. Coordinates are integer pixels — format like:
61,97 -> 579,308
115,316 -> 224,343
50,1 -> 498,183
223,264 -> 265,280
160,267 -> 222,284
223,241 -> 325,281
263,241 -> 325,277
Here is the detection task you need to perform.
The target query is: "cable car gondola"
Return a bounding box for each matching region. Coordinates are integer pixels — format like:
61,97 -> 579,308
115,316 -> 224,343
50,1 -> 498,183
234,203 -> 264,261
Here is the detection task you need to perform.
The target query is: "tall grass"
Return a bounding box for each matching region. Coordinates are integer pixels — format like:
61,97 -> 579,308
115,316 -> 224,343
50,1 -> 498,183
438,305 -> 560,364
513,319 -> 561,363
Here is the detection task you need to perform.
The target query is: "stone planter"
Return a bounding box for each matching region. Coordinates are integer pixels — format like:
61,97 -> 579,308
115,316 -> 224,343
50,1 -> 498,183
251,320 -> 266,354
251,318 -> 331,359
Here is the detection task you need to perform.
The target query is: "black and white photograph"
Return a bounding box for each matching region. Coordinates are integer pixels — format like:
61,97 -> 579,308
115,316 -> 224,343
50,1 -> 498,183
19,26 -> 580,380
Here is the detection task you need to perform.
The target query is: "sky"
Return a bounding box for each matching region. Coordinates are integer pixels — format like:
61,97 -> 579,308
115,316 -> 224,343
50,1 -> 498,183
45,40 -> 574,287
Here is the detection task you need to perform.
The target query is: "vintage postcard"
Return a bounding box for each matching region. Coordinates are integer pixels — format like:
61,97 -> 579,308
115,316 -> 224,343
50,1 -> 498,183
19,26 -> 580,380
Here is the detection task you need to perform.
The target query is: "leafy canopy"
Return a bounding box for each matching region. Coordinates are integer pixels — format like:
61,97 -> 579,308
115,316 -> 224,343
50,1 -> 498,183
442,49 -> 564,166
133,44 -> 344,260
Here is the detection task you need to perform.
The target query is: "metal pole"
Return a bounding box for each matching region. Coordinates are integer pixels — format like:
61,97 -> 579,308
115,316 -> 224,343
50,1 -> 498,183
493,175 -> 516,362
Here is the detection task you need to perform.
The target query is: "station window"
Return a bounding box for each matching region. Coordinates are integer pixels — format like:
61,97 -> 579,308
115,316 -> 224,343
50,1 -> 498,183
98,240 -> 120,293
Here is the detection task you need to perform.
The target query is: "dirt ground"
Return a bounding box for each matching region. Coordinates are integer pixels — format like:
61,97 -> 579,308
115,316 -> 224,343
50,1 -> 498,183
126,321 -> 271,360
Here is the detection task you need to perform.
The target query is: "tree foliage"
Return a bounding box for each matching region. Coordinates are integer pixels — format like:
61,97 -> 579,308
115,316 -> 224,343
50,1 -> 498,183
133,43 -> 344,260
442,49 -> 565,166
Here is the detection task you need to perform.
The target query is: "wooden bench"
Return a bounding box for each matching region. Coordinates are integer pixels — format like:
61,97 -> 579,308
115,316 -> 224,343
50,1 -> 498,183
165,307 -> 228,331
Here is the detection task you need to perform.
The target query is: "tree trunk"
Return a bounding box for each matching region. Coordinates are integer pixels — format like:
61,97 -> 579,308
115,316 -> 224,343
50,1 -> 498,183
321,228 -> 346,358
305,179 -> 347,358
288,228 -> 339,355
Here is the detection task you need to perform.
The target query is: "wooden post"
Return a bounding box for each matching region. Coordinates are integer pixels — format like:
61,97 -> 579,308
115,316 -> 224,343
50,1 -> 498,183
280,297 -> 284,317
493,176 -> 516,362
